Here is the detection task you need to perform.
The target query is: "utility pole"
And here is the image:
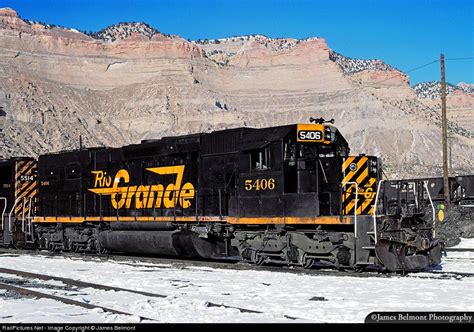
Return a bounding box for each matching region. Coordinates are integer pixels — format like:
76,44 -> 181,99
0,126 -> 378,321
447,136 -> 454,174
440,54 -> 450,203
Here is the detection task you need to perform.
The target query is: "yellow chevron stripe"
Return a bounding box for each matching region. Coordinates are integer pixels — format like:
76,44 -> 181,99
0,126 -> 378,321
342,157 -> 368,184
365,177 -> 376,188
15,179 -> 34,196
359,198 -> 374,215
15,161 -> 33,179
15,199 -> 28,215
341,156 -> 355,173
342,183 -> 356,202
344,199 -> 357,215
17,181 -> 37,201
355,167 -> 369,185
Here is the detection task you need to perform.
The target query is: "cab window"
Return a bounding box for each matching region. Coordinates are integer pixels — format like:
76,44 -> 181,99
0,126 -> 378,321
250,147 -> 271,170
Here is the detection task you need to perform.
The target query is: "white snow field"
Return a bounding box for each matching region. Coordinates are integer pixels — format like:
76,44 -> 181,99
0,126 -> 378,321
0,240 -> 473,323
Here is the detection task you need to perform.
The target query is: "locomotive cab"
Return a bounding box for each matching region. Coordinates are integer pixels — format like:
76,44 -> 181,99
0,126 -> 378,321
230,122 -> 357,219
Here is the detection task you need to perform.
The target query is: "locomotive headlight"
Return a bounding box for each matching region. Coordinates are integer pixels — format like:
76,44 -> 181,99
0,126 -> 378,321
324,130 -> 331,139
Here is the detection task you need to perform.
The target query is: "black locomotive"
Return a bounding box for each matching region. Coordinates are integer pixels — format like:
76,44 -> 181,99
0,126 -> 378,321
0,120 -> 446,272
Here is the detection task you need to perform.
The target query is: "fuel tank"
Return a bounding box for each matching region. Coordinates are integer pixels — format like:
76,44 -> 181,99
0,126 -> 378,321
98,229 -> 230,259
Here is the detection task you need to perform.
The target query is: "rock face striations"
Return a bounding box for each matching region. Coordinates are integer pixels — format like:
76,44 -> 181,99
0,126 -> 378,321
0,8 -> 472,178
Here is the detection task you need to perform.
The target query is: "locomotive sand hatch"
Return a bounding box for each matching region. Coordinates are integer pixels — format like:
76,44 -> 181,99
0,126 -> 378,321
0,118 -> 444,272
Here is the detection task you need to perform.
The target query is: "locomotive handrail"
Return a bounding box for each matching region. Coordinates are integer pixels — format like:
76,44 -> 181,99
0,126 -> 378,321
423,180 -> 436,238
412,181 -> 419,209
372,180 -> 385,245
341,181 -> 358,239
28,197 -> 33,234
22,197 -> 32,234
21,197 -> 26,231
8,197 -> 22,232
0,197 -> 7,231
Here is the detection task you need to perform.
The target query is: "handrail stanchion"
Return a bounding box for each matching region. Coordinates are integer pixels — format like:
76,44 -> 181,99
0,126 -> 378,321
21,197 -> 27,232
27,197 -> 33,236
341,181 -> 358,238
423,181 -> 436,238
8,197 -> 22,232
372,180 -> 385,245
0,197 -> 7,231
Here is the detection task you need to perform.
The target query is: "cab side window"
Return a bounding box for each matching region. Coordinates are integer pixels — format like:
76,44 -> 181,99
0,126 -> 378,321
250,147 -> 271,170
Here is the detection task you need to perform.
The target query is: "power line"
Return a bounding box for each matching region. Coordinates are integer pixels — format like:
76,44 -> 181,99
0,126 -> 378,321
245,59 -> 439,124
445,57 -> 474,61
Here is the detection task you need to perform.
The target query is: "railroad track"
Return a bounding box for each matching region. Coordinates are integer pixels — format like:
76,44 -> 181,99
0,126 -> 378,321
0,248 -> 472,280
445,247 -> 474,253
0,248 -> 395,279
0,266 -> 302,321
0,249 -> 471,322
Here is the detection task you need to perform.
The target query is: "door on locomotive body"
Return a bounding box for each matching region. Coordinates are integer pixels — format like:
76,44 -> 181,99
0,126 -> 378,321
234,140 -> 284,218
317,155 -> 344,216
79,147 -> 118,218
139,152 -> 200,218
285,140 -> 343,216
39,150 -> 92,219
285,139 -> 321,217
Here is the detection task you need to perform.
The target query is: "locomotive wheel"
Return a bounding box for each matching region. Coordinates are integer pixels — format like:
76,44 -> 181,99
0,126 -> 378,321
255,254 -> 266,265
303,258 -> 314,269
251,250 -> 266,265
94,240 -> 107,255
354,266 -> 365,273
47,242 -> 56,252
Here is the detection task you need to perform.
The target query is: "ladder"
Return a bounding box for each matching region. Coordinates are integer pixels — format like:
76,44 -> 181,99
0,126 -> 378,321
2,197 -> 35,246
362,179 -> 385,251
21,197 -> 35,244
0,197 -> 7,244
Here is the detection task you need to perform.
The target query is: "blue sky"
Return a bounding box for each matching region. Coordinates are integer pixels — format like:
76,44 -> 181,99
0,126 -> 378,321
2,0 -> 473,85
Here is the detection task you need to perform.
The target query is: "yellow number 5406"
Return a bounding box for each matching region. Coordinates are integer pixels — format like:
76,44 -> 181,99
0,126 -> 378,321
244,178 -> 275,191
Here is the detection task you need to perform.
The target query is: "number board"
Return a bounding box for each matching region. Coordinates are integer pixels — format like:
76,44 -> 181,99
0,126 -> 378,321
296,124 -> 326,143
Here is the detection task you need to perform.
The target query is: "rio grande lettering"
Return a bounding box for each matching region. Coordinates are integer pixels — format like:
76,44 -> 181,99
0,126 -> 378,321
89,165 -> 195,210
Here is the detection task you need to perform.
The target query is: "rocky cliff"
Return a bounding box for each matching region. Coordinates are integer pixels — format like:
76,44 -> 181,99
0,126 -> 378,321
0,7 -> 472,178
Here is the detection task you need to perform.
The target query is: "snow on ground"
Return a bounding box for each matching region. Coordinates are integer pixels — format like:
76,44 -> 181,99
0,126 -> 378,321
0,251 -> 473,323
434,238 -> 474,274
449,237 -> 474,249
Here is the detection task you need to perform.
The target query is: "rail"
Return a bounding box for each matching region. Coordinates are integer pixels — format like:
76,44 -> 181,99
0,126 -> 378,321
341,181 -> 358,239
372,180 -> 385,245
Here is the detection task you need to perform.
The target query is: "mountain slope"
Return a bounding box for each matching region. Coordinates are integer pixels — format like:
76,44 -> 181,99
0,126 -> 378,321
0,7 -> 472,178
